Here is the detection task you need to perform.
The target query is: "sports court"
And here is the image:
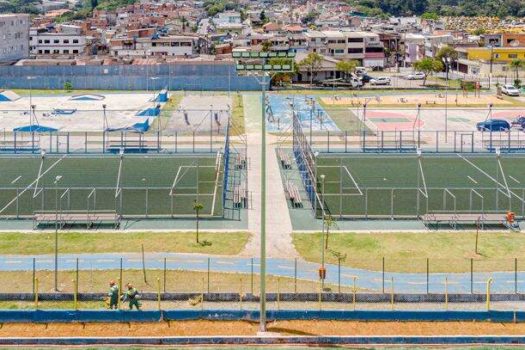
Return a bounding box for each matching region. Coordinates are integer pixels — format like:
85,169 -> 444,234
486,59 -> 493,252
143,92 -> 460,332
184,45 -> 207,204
164,95 -> 231,135
267,95 -> 340,133
0,153 -> 224,219
315,153 -> 525,218
0,93 -> 160,132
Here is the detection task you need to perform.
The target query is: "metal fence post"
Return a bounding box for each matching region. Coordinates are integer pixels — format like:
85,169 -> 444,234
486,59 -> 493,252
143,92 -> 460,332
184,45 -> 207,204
76,258 -> 79,294
207,257 -> 211,294
251,257 -> 254,295
515,258 -> 518,294
470,258 -> 474,294
382,257 -> 385,294
294,258 -> 297,294
338,257 -> 341,293
32,257 -> 36,294
163,257 -> 167,293
426,258 -> 429,294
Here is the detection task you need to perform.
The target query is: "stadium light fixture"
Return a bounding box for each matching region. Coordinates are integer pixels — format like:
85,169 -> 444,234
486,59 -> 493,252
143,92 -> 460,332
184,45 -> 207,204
233,50 -> 295,333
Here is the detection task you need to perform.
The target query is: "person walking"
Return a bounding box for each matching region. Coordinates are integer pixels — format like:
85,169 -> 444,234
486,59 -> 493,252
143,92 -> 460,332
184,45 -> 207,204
107,280 -> 119,310
122,283 -> 141,310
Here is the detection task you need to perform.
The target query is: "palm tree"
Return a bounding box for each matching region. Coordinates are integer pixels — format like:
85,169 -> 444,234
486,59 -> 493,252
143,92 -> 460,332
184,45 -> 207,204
509,59 -> 524,84
193,200 -> 204,244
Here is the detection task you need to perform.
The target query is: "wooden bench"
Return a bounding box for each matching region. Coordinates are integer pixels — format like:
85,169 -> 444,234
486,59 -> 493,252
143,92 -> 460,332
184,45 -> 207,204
34,210 -> 121,229
277,148 -> 292,169
286,181 -> 303,208
422,212 -> 520,229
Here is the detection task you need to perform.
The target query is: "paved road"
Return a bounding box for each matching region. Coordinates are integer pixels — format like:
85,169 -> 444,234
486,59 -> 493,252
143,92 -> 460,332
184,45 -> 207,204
1,253 -> 523,294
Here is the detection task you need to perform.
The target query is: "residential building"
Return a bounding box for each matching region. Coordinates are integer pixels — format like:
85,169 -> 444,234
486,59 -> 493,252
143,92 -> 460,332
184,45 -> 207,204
109,35 -> 197,57
0,14 -> 30,63
456,46 -> 525,75
30,28 -> 87,56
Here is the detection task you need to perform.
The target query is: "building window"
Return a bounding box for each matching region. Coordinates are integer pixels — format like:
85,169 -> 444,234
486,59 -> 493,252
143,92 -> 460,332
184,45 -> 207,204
53,49 -> 59,54
348,48 -> 363,54
63,49 -> 69,54
348,37 -> 363,43
44,50 -> 50,54
73,50 -> 78,54
44,40 -> 50,44
494,53 -> 500,58
73,39 -> 78,43
508,53 -> 518,59
38,50 -> 42,54
366,47 -> 384,53
54,39 -> 59,44
38,40 -> 42,44
63,39 -> 69,44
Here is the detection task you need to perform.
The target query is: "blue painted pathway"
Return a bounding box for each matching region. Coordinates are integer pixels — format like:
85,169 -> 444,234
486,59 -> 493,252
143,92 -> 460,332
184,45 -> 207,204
0,253 -> 522,294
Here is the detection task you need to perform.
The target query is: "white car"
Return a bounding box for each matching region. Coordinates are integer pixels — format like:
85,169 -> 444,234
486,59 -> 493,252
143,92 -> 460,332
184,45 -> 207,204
406,72 -> 426,80
369,77 -> 391,86
501,84 -> 520,96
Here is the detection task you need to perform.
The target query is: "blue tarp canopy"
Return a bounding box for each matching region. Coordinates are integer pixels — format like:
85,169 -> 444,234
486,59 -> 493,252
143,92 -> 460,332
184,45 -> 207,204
136,107 -> 160,117
106,119 -> 149,133
13,125 -> 58,132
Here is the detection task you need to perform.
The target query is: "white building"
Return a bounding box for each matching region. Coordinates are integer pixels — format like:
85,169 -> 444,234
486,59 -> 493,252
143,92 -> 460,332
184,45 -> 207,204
0,14 -> 30,63
109,36 -> 197,57
30,29 -> 87,56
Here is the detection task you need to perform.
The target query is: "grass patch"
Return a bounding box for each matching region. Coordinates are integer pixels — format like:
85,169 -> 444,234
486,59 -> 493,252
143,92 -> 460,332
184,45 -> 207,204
231,93 -> 245,136
293,231 -> 525,273
0,231 -> 250,256
0,269 -> 354,295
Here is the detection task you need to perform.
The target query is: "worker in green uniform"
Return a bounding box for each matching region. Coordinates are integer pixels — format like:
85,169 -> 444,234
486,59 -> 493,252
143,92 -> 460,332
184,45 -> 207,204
107,280 -> 119,309
122,283 -> 141,310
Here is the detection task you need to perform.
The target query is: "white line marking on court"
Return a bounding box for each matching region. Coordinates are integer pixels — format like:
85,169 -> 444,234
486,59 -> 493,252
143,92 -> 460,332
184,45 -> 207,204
10,176 -> 21,184
96,259 -> 115,263
277,265 -> 294,270
39,259 -> 52,263
407,281 -> 427,285
509,176 -> 521,184
467,176 -> 478,184
127,259 -> 141,263
4,260 -> 22,264
342,274 -> 357,279
506,280 -> 524,284
167,259 -> 205,264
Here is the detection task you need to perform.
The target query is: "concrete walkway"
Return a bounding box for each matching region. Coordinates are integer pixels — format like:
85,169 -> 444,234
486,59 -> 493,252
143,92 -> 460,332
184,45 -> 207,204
241,94 -> 296,258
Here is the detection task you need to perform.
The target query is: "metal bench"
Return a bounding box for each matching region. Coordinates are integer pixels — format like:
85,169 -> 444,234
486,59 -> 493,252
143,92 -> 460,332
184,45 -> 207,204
422,212 -> 519,229
34,210 -> 121,229
278,148 -> 292,169
286,181 -> 303,208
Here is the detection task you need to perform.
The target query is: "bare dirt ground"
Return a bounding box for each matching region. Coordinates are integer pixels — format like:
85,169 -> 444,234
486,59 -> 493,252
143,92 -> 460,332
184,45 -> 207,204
3,320 -> 525,337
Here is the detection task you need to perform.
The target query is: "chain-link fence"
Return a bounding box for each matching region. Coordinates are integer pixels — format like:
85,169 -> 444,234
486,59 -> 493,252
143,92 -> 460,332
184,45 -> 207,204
1,255 -> 525,310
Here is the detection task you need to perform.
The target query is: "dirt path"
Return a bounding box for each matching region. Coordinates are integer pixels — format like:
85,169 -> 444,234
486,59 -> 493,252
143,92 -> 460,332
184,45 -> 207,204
3,320 -> 525,337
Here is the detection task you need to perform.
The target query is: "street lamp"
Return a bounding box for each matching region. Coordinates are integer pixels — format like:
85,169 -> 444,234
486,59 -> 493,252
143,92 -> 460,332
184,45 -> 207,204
54,174 -> 62,292
320,174 -> 326,289
442,56 -> 451,142
233,50 -> 295,332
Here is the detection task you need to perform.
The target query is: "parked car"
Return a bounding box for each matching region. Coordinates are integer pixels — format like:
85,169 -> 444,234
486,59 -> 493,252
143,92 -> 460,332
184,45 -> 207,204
359,74 -> 373,83
501,84 -> 520,96
511,115 -> 525,129
369,77 -> 391,86
476,119 -> 511,132
406,72 -> 426,80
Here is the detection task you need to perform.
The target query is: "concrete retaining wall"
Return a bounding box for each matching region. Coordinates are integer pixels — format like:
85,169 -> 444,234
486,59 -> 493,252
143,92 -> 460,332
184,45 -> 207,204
0,309 -> 523,323
5,292 -> 525,303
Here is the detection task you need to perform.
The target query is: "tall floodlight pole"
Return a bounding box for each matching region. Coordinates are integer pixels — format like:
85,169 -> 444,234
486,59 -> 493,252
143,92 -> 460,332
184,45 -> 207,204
233,50 -> 295,332
54,174 -> 62,291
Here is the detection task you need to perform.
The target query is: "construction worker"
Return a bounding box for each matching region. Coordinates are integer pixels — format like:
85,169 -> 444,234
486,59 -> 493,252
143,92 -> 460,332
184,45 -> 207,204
107,280 -> 119,310
122,283 -> 141,310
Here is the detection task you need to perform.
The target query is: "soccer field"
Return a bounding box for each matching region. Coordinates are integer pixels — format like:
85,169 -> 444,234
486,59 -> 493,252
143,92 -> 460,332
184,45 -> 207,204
0,154 -> 223,218
316,153 -> 525,218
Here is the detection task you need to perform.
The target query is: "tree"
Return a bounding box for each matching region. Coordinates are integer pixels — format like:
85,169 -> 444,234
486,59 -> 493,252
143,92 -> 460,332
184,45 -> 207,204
261,41 -> 272,52
509,59 -> 525,82
421,11 -> 439,20
436,45 -> 458,62
193,200 -> 204,244
336,60 -> 359,81
269,57 -> 296,86
64,81 -> 73,92
299,52 -> 323,86
323,214 -> 335,249
413,57 -> 444,86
